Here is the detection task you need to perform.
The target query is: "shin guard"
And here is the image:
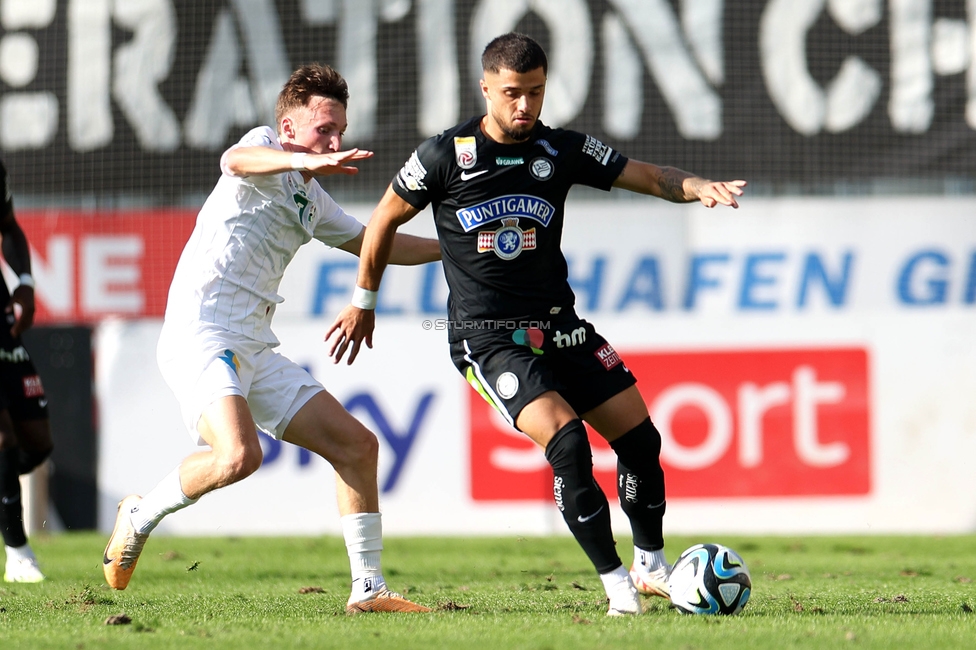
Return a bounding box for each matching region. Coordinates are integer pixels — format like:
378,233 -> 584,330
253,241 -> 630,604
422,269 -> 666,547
610,418 -> 666,551
544,419 -> 620,573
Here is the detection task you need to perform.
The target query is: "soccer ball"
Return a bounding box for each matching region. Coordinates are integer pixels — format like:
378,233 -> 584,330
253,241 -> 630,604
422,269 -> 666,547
667,543 -> 752,615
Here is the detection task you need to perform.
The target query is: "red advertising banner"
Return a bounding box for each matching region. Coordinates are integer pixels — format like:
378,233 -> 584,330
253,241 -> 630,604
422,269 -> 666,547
470,348 -> 870,500
18,210 -> 196,323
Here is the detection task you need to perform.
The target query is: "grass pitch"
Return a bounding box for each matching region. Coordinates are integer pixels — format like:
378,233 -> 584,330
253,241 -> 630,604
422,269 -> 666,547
0,533 -> 973,649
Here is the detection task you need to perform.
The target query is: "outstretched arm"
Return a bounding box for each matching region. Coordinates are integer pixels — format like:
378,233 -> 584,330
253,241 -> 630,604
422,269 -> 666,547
613,160 -> 746,208
0,205 -> 35,336
221,145 -> 373,179
327,186 -> 422,364
336,228 -> 440,265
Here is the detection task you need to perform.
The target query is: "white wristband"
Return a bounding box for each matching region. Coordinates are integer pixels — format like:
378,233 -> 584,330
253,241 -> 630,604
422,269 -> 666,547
291,152 -> 308,171
17,274 -> 34,289
351,286 -> 378,310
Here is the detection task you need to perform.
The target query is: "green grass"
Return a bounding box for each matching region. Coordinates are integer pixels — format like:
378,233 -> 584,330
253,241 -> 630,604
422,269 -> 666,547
0,533 -> 974,649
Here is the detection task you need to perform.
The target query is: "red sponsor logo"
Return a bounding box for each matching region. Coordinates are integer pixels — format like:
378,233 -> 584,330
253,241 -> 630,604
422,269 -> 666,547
20,210 -> 197,323
23,375 -> 44,398
594,343 -> 621,370
470,347 -> 870,500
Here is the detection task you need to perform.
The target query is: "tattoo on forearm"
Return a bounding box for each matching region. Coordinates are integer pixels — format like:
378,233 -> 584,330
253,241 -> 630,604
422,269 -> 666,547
659,168 -> 687,202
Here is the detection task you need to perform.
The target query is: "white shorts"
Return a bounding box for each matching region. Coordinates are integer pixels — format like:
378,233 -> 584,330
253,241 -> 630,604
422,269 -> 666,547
157,320 -> 323,445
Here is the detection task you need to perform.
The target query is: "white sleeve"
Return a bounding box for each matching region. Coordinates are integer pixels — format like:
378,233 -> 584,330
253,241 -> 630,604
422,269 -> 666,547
312,188 -> 364,247
218,126 -> 279,177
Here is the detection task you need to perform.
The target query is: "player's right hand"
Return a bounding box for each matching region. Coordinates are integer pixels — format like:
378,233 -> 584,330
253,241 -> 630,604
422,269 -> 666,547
326,304 -> 375,365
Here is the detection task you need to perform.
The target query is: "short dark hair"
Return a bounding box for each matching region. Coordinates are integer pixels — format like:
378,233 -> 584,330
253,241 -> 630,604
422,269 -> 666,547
275,63 -> 349,126
481,33 -> 548,76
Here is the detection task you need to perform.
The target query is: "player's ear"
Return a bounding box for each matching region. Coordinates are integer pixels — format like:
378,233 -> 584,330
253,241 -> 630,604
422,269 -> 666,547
280,115 -> 296,140
479,78 -> 490,100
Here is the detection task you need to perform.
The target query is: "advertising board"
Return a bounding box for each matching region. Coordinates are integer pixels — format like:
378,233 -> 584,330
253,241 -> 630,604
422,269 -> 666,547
92,198 -> 976,535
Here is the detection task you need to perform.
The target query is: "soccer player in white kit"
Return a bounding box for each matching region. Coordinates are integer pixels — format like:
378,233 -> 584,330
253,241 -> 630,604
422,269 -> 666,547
102,64 -> 439,614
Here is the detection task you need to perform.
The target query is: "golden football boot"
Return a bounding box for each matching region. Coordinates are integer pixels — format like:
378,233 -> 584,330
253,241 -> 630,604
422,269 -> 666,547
102,495 -> 149,590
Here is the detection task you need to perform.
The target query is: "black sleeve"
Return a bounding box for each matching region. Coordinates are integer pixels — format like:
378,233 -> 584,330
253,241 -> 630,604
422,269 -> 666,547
563,131 -> 629,191
391,136 -> 451,210
0,159 -> 13,218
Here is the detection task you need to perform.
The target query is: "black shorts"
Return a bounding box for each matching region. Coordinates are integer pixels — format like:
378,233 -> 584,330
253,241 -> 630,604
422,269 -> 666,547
450,316 -> 636,427
0,316 -> 48,421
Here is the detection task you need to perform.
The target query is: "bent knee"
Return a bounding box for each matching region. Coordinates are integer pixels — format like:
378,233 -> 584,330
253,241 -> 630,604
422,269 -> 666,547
216,441 -> 264,482
348,429 -> 379,465
330,427 -> 379,470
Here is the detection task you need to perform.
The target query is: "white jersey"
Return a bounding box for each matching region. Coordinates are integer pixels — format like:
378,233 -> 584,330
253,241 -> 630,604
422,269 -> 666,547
164,125 -> 362,345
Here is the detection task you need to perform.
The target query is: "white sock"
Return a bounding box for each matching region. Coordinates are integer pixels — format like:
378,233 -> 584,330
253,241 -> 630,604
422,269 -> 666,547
634,547 -> 668,574
5,543 -> 35,563
130,467 -> 198,535
599,564 -> 632,596
341,512 -> 385,599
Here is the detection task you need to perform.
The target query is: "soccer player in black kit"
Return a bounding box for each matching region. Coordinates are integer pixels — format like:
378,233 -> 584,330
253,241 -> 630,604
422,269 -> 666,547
0,160 -> 52,583
329,33 -> 746,616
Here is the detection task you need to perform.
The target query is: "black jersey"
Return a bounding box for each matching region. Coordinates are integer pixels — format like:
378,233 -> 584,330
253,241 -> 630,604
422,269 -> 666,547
392,117 -> 627,333
0,158 -> 45,423
0,160 -> 14,309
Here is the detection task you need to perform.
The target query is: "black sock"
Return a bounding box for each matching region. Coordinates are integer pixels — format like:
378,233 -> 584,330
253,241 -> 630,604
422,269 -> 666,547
544,419 -> 621,574
18,446 -> 51,476
610,418 -> 666,551
0,448 -> 27,548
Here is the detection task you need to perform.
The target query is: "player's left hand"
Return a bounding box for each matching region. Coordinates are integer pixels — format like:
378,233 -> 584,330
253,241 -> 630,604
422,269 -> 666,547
306,148 -> 375,177
8,285 -> 35,337
326,304 -> 375,365
698,179 -> 747,208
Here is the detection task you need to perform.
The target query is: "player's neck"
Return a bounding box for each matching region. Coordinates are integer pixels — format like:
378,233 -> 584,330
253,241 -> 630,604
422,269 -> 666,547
479,116 -> 530,145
